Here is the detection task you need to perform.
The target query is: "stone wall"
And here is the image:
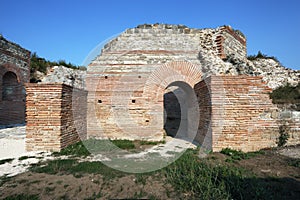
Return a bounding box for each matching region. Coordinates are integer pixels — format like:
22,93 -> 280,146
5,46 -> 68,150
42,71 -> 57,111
277,104 -> 300,145
26,83 -> 87,151
0,35 -> 30,125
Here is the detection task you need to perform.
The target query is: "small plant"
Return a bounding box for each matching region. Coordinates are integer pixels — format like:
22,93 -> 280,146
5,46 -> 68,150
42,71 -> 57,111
52,141 -> 91,157
110,139 -> 135,149
288,158 -> 300,168
0,158 -> 14,165
247,51 -> 280,62
139,140 -> 165,145
277,125 -> 290,147
18,156 -> 35,161
220,148 -> 264,162
270,82 -> 300,105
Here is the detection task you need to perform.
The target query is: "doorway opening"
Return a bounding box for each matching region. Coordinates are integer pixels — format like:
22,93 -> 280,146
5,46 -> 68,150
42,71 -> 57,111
163,81 -> 199,141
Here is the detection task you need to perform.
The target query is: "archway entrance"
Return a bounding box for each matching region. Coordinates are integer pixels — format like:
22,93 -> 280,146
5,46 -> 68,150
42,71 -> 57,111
0,71 -> 25,125
163,81 -> 199,141
2,71 -> 20,101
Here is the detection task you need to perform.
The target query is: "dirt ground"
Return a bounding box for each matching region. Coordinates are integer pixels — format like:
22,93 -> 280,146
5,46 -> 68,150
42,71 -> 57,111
0,145 -> 299,200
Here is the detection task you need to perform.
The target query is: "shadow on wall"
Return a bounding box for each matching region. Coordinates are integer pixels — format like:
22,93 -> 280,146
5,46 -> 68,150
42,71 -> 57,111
163,81 -> 199,143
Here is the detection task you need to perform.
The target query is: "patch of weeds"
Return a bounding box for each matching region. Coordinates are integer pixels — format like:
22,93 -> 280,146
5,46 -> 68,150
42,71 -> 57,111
70,161 -> 127,180
164,148 -> 273,200
139,140 -> 165,145
56,180 -> 63,185
220,148 -> 264,162
18,156 -> 35,161
92,179 -> 100,184
52,141 -> 91,157
3,194 -> 39,200
277,125 -> 290,147
0,158 -> 14,165
64,184 -> 69,189
0,175 -> 11,187
135,174 -> 148,185
26,180 -> 41,186
288,158 -> 300,168
59,195 -> 68,200
30,158 -> 127,180
165,151 -> 178,156
29,159 -> 77,174
86,191 -> 102,199
17,179 -> 27,184
110,139 -> 135,149
44,186 -> 55,194
133,190 -> 147,199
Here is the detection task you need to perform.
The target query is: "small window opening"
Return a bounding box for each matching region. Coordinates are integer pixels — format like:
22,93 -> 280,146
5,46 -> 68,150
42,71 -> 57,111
104,76 -> 108,79
132,99 -> 136,103
98,100 -> 102,103
138,75 -> 141,78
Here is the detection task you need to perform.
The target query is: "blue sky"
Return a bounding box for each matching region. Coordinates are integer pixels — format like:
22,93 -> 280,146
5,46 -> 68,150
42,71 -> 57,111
1,0 -> 300,70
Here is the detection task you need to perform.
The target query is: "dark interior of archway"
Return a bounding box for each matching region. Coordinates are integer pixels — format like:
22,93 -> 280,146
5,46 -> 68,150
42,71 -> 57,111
163,90 -> 181,137
2,71 -> 20,101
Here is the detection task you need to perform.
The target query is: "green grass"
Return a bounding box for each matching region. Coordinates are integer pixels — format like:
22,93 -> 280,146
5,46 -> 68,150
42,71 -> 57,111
52,141 -> 91,157
220,148 -> 264,162
288,158 -> 300,168
24,141 -> 296,199
139,140 -> 166,145
164,149 -> 273,200
110,139 -> 135,149
52,139 -> 137,157
29,158 -> 127,180
0,158 -> 14,165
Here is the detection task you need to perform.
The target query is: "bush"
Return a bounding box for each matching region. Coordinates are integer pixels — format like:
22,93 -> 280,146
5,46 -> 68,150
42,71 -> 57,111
270,82 -> 300,104
29,52 -> 86,82
247,51 -> 279,63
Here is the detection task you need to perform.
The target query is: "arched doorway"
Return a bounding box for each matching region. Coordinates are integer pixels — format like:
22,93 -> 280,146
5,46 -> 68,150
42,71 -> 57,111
2,71 -> 20,101
163,81 -> 199,142
0,70 -> 25,125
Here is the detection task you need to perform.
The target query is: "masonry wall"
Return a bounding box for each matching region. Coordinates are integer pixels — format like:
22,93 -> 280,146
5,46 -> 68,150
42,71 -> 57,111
87,24 -> 247,141
0,35 -> 30,125
195,75 -> 282,152
276,104 -> 300,146
219,26 -> 247,59
26,83 -> 87,151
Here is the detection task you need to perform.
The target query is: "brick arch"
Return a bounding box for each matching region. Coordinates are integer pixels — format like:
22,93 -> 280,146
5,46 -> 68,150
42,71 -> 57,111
0,63 -> 22,83
143,61 -> 202,100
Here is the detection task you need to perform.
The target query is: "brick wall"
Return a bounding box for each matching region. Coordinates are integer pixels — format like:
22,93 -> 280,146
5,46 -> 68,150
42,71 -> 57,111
195,75 -> 285,152
26,83 -> 87,151
0,35 -> 30,125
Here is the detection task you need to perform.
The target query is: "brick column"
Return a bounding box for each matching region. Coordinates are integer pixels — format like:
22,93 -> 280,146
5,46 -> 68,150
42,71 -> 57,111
25,83 -> 87,151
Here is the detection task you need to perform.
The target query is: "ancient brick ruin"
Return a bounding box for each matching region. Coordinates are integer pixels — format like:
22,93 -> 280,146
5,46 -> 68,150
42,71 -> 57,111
0,35 -> 30,125
86,24 -> 299,152
1,24 -> 299,153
